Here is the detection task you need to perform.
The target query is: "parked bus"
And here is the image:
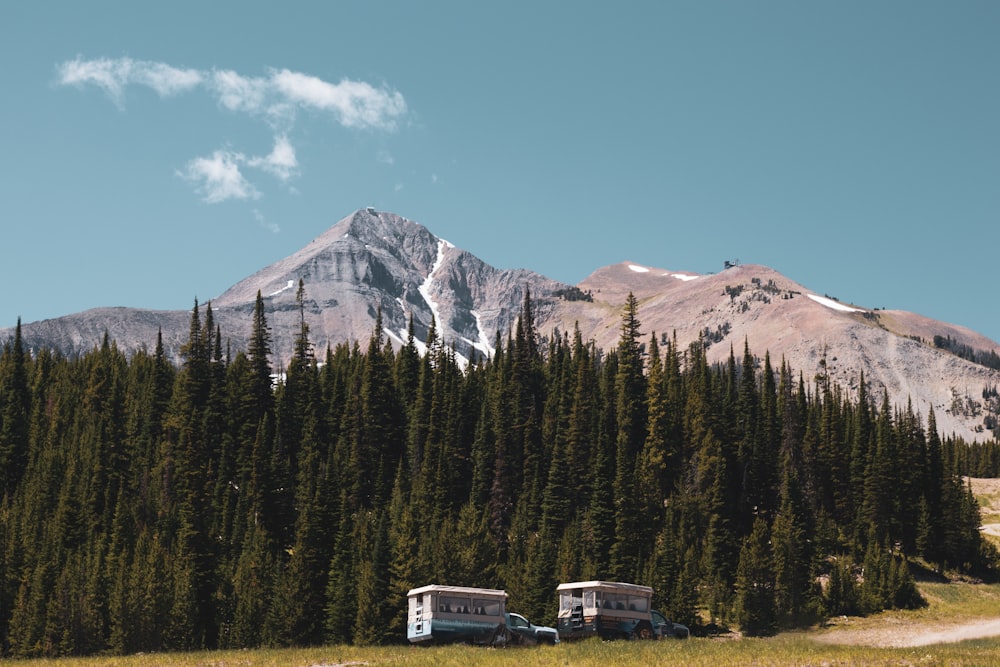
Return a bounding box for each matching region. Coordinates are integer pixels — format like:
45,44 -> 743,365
556,580 -> 658,640
407,584 -> 558,646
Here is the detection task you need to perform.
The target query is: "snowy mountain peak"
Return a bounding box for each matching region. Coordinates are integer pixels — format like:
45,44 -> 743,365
204,209 -> 570,364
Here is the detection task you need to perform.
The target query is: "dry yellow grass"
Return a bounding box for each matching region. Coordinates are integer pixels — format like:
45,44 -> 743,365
5,637 -> 1000,667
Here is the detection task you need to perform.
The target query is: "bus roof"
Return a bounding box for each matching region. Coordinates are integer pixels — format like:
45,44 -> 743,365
406,584 -> 507,599
555,581 -> 653,595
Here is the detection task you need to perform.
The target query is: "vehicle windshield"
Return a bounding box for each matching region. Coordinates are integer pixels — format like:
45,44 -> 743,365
508,613 -> 529,628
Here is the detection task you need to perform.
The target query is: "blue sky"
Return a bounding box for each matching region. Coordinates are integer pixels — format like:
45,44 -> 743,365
2,1 -> 999,343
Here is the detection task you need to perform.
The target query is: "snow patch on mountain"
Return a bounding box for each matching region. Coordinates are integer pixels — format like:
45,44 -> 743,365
467,310 -> 496,358
808,293 -> 864,313
386,327 -> 410,351
628,263 -> 699,283
268,280 -> 295,297
418,239 -> 452,328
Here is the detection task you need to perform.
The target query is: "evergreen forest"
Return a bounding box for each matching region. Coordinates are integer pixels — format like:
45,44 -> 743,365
1,285 -> 999,657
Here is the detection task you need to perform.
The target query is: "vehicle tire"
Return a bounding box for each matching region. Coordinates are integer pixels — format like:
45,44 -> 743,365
631,621 -> 654,640
490,623 -> 509,648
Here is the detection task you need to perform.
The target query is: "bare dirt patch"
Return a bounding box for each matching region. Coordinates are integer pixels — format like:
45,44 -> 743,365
811,578 -> 1000,648
814,616 -> 1000,648
969,477 -> 1000,508
969,477 -> 1000,539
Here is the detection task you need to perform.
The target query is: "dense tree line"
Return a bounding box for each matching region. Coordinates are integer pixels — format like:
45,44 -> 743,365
933,334 -> 1000,372
0,286 -> 997,656
955,440 -> 1000,478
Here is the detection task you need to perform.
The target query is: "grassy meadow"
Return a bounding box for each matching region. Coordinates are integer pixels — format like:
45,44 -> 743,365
4,633 -> 1000,667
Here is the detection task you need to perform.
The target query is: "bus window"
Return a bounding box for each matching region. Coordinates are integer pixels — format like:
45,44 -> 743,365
440,596 -> 472,613
480,599 -> 501,617
604,593 -> 626,609
559,591 -> 582,614
628,595 -> 648,612
472,598 -> 501,616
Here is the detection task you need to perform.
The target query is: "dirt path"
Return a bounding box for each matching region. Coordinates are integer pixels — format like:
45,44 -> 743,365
814,617 -> 1000,648
814,479 -> 1000,648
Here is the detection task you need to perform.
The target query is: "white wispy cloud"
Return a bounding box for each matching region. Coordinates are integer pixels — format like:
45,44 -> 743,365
270,69 -> 406,130
57,57 -> 407,131
254,208 -> 280,234
248,135 -> 298,182
58,57 -> 202,107
57,56 -> 407,203
181,138 -> 300,203
179,150 -> 260,203
137,61 -> 204,96
211,69 -> 269,114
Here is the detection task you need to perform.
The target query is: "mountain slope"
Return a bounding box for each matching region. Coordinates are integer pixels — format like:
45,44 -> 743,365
209,208 -> 570,364
4,210 -> 1000,442
537,261 -> 1000,441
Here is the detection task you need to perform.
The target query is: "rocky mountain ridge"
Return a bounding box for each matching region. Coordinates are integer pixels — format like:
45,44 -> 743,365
4,208 -> 1000,442
542,260 -> 1000,442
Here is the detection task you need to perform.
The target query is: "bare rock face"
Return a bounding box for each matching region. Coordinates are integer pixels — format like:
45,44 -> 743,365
5,210 -> 1000,442
8,209 -> 568,367
207,208 -> 569,364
